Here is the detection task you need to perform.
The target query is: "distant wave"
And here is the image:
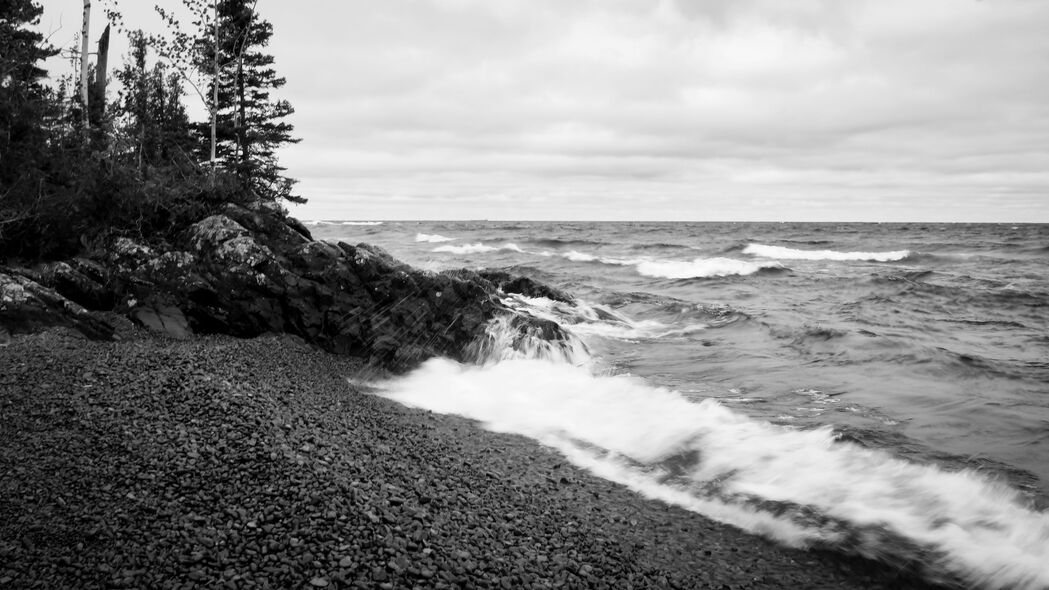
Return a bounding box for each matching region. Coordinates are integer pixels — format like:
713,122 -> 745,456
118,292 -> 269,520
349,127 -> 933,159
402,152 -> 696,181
744,243 -> 910,262
637,257 -> 785,279
433,242 -> 524,255
342,221 -> 383,226
532,237 -> 606,248
630,242 -> 693,251
416,233 -> 456,243
562,250 -> 640,266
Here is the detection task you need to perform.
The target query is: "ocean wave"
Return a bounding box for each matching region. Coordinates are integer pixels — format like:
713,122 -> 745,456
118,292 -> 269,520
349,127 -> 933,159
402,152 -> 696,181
504,295 -> 708,342
415,233 -> 456,243
744,243 -> 911,262
433,242 -> 524,255
630,242 -> 692,251
561,250 -> 641,266
637,257 -> 785,279
531,237 -> 606,248
342,221 -> 383,226
381,351 -> 1049,589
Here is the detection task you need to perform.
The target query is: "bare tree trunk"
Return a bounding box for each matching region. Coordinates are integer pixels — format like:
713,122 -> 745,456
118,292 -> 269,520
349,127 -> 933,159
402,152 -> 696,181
237,56 -> 247,168
80,0 -> 91,132
210,0 -> 218,173
93,24 -> 110,120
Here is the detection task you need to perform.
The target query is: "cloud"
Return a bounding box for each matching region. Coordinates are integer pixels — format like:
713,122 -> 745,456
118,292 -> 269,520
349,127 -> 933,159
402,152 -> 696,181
36,0 -> 1049,220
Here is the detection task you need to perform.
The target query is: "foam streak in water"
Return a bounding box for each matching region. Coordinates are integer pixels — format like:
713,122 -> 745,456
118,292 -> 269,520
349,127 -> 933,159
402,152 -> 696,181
745,243 -> 910,262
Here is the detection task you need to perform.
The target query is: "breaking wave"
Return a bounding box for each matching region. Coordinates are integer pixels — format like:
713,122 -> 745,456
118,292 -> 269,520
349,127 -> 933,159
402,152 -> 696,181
744,243 -> 911,262
561,250 -> 640,266
416,233 -> 456,243
637,257 -> 785,279
378,311 -> 1049,590
433,242 -> 524,255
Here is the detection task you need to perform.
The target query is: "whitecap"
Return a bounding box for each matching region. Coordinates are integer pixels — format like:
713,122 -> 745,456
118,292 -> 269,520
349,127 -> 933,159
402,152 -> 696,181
562,250 -> 642,266
415,233 -> 456,243
433,242 -> 525,255
379,347 -> 1049,589
744,243 -> 910,262
637,257 -> 782,279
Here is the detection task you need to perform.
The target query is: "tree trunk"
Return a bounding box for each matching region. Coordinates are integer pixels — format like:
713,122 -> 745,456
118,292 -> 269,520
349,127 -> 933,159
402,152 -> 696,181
210,0 -> 218,173
90,23 -> 109,127
79,0 -> 91,132
237,56 -> 247,169
93,24 -> 110,119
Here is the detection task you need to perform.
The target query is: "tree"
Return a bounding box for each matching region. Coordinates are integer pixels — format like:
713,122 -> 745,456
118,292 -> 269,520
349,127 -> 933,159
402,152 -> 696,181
79,0 -> 91,130
114,30 -> 193,170
0,0 -> 59,200
196,0 -> 302,203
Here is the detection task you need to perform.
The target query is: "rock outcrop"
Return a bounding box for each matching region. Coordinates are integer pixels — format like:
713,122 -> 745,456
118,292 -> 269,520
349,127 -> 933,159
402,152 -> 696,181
1,201 -> 571,371
0,270 -> 115,342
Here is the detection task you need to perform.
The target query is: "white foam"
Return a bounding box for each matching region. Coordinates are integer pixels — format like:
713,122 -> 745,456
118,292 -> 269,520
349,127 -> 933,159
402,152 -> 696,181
501,295 -> 706,342
433,242 -> 525,255
563,250 -> 597,262
378,339 -> 1049,588
341,221 -> 384,226
637,257 -> 782,279
744,243 -> 911,262
415,233 -> 456,243
562,250 -> 642,266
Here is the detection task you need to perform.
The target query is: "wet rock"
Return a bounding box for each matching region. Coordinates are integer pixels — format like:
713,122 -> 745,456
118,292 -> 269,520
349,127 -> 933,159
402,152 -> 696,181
477,270 -> 575,304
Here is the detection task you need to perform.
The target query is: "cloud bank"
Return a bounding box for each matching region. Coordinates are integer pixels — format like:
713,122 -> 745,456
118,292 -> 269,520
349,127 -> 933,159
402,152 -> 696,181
39,0 -> 1049,220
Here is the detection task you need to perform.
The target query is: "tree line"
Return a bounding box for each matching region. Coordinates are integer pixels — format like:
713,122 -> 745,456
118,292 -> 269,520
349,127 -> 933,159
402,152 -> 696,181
0,0 -> 301,260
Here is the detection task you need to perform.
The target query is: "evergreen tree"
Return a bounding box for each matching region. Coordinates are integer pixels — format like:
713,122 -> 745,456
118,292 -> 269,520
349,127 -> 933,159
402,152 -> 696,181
195,0 -> 302,203
0,0 -> 59,193
114,30 -> 193,170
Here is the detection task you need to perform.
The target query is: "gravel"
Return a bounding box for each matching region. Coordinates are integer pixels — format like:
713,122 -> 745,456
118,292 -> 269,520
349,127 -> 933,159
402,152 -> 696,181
0,326 -> 948,589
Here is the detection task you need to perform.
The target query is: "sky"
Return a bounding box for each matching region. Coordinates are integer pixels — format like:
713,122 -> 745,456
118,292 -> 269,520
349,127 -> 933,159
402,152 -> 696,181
33,0 -> 1049,222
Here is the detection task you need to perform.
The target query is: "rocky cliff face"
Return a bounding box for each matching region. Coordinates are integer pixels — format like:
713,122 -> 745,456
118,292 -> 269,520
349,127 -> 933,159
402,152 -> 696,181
0,202 -> 569,371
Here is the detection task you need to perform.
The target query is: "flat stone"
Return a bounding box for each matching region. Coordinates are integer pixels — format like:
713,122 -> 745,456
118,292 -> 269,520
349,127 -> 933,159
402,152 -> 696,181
129,305 -> 191,339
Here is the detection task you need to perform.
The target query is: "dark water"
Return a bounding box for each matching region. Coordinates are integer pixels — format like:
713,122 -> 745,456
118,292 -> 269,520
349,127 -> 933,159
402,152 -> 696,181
312,220 -> 1049,588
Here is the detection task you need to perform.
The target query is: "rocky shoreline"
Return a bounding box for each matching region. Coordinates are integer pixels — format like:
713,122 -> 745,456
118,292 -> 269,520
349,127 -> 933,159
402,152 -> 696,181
0,202 -> 571,373
0,324 -> 947,589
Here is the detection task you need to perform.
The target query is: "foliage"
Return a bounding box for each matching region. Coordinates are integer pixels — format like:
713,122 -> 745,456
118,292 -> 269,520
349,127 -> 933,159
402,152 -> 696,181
0,0 -> 304,261
195,0 -> 302,203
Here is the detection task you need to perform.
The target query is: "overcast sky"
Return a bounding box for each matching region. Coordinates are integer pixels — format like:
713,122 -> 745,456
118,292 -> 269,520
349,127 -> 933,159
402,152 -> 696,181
36,0 -> 1049,221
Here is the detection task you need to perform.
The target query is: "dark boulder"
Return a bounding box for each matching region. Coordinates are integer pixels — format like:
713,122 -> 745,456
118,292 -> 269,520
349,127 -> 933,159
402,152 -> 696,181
450,269 -> 575,304
78,205 -> 567,372
0,269 -> 115,341
2,202 -> 572,372
128,303 -> 192,339
32,260 -> 114,310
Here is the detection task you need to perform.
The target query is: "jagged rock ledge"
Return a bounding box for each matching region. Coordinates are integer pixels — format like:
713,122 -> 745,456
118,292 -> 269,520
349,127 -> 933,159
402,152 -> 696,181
0,202 -> 569,370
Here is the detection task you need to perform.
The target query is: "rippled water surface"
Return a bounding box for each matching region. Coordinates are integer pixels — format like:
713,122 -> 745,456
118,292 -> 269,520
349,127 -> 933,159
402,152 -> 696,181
311,220 -> 1049,587
312,220 -> 1049,492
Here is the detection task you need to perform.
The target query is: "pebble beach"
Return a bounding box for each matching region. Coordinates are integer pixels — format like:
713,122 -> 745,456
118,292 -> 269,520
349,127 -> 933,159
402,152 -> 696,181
0,323 -> 947,589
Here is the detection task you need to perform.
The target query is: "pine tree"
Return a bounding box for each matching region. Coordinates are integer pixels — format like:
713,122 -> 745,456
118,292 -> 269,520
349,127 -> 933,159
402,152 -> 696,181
0,0 -> 59,191
195,0 -> 302,203
113,30 -> 194,171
